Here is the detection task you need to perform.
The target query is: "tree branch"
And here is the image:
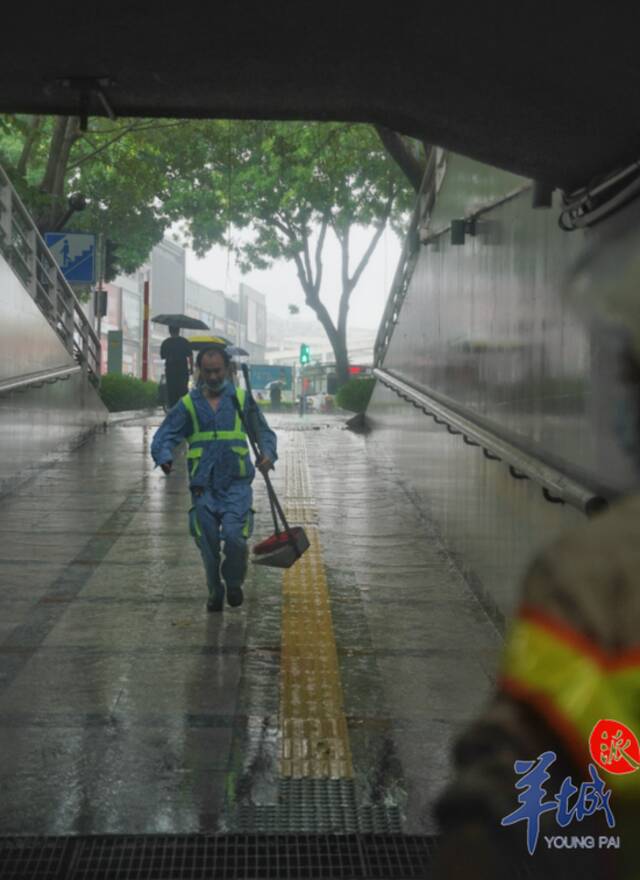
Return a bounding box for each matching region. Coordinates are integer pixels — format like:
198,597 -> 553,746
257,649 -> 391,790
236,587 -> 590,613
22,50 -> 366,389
302,234 -> 314,291
39,116 -> 68,194
272,215 -> 295,239
350,191 -> 394,293
70,120 -> 193,169
314,217 -> 329,295
17,115 -> 42,177
336,191 -> 394,339
291,249 -> 314,301
340,224 -> 350,294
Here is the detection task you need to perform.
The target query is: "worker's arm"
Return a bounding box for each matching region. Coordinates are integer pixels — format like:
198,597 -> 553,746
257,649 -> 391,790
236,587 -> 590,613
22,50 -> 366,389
246,398 -> 277,472
150,400 -> 191,471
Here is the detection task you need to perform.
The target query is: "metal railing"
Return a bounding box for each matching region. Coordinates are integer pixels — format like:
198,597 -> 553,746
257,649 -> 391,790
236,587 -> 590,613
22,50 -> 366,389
0,165 -> 100,385
374,367 -> 610,517
0,364 -> 81,395
374,148 -> 439,368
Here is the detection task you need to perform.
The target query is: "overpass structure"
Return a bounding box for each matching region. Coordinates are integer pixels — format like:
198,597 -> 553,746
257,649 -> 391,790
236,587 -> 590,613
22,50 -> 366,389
1,7 -> 640,879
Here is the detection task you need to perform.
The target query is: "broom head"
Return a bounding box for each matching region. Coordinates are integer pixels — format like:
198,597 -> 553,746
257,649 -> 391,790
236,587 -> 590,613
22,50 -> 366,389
252,527 -> 310,568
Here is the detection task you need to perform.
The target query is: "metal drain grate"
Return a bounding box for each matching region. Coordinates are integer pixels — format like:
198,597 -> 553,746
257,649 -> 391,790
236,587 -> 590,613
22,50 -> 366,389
237,780 -> 402,834
0,834 -> 436,879
0,837 -> 73,880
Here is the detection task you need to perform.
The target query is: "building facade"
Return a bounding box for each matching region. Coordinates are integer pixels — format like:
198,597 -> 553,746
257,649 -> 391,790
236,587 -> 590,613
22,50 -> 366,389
237,282 -> 267,361
97,241 -> 267,379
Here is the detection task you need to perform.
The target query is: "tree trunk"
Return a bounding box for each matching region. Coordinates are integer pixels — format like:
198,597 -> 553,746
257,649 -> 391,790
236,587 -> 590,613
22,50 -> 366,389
17,116 -> 42,177
38,115 -> 80,229
333,337 -> 350,388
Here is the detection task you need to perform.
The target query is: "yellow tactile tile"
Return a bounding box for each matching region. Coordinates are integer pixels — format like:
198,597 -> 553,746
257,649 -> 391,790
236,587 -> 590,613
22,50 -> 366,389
279,437 -> 353,779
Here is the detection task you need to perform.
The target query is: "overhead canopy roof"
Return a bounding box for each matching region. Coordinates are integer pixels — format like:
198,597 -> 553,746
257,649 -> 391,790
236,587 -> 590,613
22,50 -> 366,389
2,5 -> 639,190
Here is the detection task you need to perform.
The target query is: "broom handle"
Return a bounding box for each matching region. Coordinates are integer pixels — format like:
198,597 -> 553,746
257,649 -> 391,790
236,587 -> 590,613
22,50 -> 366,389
233,368 -> 296,537
230,393 -> 280,534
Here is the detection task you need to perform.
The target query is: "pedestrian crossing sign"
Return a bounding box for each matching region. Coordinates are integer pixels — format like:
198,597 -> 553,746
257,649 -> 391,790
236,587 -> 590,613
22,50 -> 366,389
44,232 -> 97,284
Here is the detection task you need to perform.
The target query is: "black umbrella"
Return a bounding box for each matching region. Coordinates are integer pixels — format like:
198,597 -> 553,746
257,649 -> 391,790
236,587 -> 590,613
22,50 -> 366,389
151,313 -> 209,330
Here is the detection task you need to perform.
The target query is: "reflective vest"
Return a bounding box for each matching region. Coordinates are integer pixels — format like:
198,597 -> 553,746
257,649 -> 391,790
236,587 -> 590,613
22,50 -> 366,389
500,604 -> 640,797
180,388 -> 250,478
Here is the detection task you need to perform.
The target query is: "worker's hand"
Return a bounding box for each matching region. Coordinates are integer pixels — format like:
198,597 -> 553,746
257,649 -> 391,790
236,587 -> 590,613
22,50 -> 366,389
160,461 -> 173,475
257,456 -> 274,475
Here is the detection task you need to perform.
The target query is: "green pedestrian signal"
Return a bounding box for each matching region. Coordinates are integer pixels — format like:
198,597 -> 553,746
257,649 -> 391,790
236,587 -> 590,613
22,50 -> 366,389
299,343 -> 310,365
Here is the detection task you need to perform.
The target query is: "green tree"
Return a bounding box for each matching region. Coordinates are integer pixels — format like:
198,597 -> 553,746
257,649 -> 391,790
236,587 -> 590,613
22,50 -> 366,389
1,116 -> 418,379
223,121 -> 415,385
0,114 -> 232,275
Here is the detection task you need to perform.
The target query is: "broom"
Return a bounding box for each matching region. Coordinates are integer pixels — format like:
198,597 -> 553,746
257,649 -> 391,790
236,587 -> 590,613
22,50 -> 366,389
232,364 -> 309,568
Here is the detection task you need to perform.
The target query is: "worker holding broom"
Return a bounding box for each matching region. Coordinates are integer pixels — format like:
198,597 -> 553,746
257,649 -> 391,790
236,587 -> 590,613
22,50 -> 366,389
151,344 -> 277,612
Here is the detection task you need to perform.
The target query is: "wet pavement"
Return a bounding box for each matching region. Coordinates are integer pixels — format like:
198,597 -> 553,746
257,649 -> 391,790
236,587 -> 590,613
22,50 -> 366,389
0,411 -> 502,835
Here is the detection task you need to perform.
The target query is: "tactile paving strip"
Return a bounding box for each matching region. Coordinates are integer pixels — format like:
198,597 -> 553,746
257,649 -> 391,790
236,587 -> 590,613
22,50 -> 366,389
280,434 -> 352,779
282,435 -> 317,525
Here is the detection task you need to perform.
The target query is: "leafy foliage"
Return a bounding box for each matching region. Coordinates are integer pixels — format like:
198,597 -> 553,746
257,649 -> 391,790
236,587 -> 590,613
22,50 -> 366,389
99,373 -> 159,412
335,377 -> 376,413
0,115 -> 232,274
0,115 -> 417,380
220,121 -> 415,383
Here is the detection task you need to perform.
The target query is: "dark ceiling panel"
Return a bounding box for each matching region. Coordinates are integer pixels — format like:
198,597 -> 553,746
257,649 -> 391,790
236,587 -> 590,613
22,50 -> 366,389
2,4 -> 640,189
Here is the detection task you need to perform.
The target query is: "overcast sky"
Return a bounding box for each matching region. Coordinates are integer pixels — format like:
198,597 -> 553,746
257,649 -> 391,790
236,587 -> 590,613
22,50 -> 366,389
183,224 -> 402,332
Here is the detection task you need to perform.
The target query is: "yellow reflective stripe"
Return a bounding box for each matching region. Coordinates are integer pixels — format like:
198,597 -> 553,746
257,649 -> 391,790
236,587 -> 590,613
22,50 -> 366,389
188,438 -> 247,460
183,390 -> 248,481
181,393 -> 200,437
502,614 -> 640,795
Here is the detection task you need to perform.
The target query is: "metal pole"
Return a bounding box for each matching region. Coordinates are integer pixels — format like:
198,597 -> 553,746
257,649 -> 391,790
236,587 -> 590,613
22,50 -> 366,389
95,233 -> 104,374
142,279 -> 150,381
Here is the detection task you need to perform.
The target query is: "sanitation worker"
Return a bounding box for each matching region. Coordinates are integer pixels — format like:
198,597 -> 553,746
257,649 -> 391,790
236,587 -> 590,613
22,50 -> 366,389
160,325 -> 193,408
151,345 -> 277,611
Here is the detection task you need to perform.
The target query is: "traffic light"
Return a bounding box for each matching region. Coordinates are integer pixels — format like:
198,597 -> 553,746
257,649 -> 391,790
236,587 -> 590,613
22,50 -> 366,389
299,343 -> 310,365
94,288 -> 107,318
103,239 -> 119,283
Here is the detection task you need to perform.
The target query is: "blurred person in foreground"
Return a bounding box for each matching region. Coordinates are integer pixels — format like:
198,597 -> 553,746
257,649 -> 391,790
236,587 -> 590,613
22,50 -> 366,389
433,218 -> 640,880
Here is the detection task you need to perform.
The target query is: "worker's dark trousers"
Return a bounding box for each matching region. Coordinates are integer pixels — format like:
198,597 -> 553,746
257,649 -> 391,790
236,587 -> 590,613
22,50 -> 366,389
166,371 -> 189,409
188,485 -> 254,600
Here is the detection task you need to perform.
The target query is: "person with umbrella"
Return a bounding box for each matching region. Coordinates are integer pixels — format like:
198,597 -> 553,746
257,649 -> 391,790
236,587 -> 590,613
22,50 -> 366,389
150,343 -> 278,612
160,325 -> 193,408
269,380 -> 283,412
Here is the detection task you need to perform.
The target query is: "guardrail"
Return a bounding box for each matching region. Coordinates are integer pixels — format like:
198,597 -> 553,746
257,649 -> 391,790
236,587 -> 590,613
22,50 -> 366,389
374,148 -> 440,368
0,364 -> 82,395
0,165 -> 100,384
374,367 -> 610,517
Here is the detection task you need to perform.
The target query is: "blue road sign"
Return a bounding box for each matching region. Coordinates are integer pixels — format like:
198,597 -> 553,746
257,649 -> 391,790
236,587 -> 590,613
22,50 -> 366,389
44,232 -> 96,284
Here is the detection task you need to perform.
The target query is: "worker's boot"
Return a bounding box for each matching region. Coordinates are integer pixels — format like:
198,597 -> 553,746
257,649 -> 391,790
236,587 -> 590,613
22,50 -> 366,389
206,594 -> 223,612
226,585 -> 244,608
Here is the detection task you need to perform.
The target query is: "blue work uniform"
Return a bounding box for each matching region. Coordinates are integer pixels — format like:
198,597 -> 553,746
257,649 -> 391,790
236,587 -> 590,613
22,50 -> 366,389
151,381 -> 278,602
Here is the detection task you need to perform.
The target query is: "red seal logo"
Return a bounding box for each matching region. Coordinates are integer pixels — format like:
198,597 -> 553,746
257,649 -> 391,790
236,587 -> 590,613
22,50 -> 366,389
589,719 -> 640,774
